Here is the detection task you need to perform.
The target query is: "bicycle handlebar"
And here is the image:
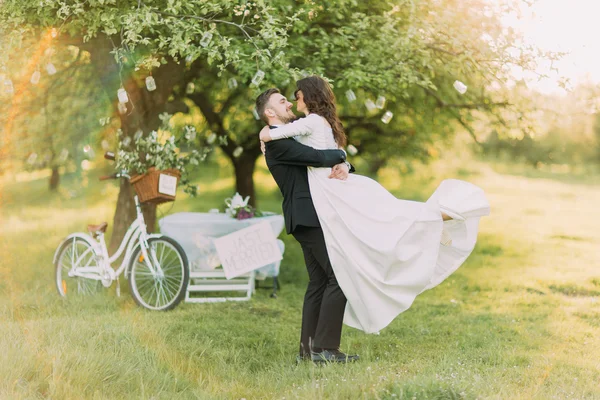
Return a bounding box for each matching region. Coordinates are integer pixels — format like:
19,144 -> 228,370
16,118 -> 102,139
99,174 -> 118,181
101,152 -> 131,181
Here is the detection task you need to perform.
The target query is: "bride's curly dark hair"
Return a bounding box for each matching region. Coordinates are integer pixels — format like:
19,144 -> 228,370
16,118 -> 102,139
295,76 -> 347,148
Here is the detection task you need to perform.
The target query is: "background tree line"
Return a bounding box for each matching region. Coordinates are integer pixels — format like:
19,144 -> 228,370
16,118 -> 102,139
0,0 -> 563,247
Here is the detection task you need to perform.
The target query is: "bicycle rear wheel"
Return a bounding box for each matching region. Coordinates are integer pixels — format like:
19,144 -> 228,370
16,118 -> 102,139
55,237 -> 101,296
128,236 -> 189,311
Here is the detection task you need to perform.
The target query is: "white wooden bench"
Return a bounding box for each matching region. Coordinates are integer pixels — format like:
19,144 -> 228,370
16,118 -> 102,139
185,267 -> 255,303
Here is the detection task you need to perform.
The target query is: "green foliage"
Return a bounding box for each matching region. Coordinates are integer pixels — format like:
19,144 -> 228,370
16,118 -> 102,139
116,113 -> 210,195
479,82 -> 600,168
0,42 -> 110,176
479,130 -> 595,167
0,0 -> 551,168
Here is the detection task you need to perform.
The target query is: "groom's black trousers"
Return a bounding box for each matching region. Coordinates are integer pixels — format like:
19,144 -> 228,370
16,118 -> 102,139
292,225 -> 347,354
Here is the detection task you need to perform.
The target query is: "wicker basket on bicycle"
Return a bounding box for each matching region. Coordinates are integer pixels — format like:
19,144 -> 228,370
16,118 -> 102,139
130,167 -> 181,204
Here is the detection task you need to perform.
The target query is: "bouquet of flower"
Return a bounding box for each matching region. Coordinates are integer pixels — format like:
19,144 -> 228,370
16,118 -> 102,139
115,113 -> 212,196
224,193 -> 263,220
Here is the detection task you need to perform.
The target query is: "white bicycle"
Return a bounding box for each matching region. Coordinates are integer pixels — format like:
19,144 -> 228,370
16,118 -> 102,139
53,152 -> 189,311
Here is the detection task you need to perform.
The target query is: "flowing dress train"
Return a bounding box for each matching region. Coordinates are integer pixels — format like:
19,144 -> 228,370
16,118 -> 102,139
269,114 -> 490,333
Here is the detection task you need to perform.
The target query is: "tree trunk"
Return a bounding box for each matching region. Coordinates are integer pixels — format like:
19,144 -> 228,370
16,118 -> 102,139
49,166 -> 60,191
233,154 -> 258,207
187,90 -> 264,206
108,180 -> 158,248
367,157 -> 386,177
88,35 -> 186,251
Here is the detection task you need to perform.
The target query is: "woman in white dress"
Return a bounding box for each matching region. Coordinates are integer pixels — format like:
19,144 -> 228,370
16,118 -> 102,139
260,76 -> 490,334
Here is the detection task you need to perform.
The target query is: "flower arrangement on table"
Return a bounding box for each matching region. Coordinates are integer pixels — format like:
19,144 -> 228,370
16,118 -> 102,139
224,192 -> 264,220
115,113 -> 212,200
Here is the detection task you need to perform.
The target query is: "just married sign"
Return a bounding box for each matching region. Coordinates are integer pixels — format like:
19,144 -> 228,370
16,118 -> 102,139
213,221 -> 282,279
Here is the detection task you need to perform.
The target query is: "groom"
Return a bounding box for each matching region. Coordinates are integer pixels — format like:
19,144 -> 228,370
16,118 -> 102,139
255,88 -> 359,363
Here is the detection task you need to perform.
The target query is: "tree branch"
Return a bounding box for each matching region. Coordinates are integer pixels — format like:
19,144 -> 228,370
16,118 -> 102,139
422,87 -> 510,110
145,5 -> 261,53
448,109 -> 481,144
426,45 -> 464,57
188,91 -> 237,155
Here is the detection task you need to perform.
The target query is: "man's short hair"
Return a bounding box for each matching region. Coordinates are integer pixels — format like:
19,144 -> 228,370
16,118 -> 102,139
255,88 -> 280,124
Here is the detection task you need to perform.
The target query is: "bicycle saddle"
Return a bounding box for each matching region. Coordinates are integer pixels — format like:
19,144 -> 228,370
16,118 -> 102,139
87,222 -> 108,236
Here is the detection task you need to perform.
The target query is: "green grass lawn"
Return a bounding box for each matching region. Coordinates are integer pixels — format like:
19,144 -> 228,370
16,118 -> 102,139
1,157 -> 599,399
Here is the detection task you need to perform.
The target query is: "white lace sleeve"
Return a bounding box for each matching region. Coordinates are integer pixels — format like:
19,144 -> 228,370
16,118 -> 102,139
268,114 -> 320,140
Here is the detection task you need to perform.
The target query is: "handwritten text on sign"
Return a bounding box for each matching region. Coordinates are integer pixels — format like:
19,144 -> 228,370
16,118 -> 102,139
213,221 -> 282,279
158,173 -> 177,196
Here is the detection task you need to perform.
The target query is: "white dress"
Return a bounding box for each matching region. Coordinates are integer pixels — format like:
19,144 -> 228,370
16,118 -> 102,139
269,114 -> 490,334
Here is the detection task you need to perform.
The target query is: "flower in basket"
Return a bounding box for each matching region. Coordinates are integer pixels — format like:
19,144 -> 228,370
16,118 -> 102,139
224,192 -> 262,220
115,113 -> 213,197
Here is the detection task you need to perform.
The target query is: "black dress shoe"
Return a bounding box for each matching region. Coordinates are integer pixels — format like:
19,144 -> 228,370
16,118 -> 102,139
311,349 -> 360,364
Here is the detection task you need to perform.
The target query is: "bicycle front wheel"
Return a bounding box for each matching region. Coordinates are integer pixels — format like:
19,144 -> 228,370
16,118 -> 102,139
55,236 -> 102,297
128,236 -> 189,311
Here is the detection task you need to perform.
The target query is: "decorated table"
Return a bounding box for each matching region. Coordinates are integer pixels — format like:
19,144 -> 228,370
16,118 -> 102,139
158,210 -> 285,302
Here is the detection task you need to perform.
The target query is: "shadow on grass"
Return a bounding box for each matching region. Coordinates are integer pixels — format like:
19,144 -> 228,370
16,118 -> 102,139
487,161 -> 600,187
548,284 -> 600,297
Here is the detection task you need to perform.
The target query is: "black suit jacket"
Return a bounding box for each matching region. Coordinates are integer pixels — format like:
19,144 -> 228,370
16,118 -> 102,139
265,138 -> 352,234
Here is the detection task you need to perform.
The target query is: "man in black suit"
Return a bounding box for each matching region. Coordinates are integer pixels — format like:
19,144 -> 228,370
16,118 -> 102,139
255,88 -> 359,364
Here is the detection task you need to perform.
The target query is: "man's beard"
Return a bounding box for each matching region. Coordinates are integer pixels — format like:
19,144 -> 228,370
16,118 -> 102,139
275,111 -> 298,124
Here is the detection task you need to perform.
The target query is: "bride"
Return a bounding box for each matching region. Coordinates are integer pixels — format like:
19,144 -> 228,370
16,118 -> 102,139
259,76 -> 490,334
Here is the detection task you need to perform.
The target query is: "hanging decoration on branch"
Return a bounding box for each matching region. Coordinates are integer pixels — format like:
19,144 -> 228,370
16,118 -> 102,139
46,63 -> 57,75
4,78 -> 14,94
228,78 -> 238,89
346,90 -> 357,102
200,32 -> 213,48
117,102 -> 127,115
233,146 -> 244,158
207,132 -> 217,144
347,144 -> 358,156
365,99 -> 376,113
30,70 -> 41,85
252,108 -> 260,120
117,88 -> 129,103
453,80 -> 468,95
251,70 -> 265,87
186,82 -> 195,94
145,76 -> 156,92
376,95 -> 386,109
381,111 -> 393,124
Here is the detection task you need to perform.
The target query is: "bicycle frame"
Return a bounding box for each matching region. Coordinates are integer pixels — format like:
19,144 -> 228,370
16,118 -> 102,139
54,195 -> 164,282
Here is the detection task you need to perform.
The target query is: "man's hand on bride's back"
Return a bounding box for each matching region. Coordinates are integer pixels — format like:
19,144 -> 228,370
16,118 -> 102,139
329,163 -> 349,180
